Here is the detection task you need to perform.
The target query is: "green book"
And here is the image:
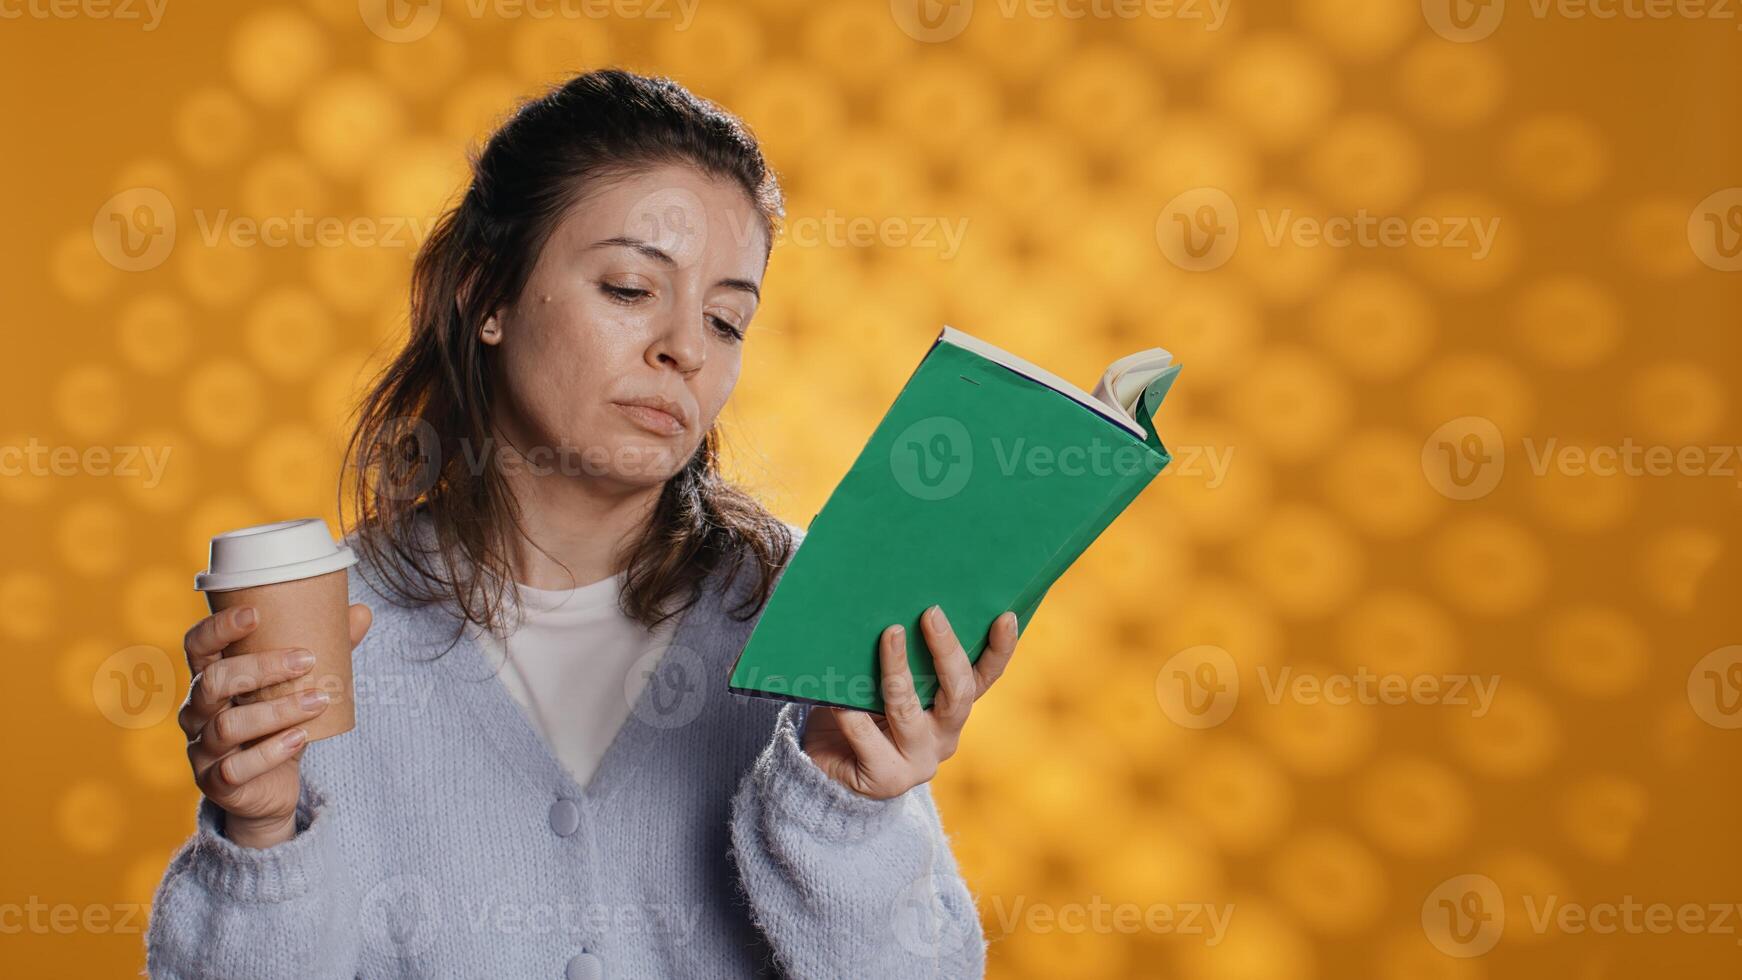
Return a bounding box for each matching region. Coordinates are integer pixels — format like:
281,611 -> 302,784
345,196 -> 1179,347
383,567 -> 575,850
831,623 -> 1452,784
728,325 -> 1182,712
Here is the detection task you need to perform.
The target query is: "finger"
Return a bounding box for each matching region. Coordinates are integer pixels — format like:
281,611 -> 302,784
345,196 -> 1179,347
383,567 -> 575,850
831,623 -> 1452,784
199,688 -> 330,759
211,726 -> 311,789
924,605 -> 977,733
348,603 -> 373,647
182,648 -> 315,734
878,624 -> 932,755
831,708 -> 903,776
182,607 -> 259,674
973,611 -> 1021,697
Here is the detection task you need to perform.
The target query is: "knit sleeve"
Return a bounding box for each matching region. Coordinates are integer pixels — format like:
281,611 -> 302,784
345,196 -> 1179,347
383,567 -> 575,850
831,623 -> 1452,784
144,778 -> 363,980
728,703 -> 987,979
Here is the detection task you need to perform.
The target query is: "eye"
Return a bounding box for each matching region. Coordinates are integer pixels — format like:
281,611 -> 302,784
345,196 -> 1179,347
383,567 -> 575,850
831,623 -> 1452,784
600,282 -> 651,303
708,314 -> 745,342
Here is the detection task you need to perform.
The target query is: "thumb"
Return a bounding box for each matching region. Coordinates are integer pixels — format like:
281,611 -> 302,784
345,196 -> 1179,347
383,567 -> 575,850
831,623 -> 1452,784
348,603 -> 374,647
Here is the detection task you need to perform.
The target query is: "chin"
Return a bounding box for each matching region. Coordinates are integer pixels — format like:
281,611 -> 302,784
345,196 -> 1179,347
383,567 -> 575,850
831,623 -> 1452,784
595,433 -> 695,487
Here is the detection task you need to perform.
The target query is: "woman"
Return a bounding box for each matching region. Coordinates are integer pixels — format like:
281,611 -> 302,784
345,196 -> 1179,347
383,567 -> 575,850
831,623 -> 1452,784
145,69 -> 1020,978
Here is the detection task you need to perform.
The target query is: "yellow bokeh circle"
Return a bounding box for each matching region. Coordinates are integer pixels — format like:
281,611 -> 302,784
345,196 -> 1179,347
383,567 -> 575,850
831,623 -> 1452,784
1303,113 -> 1425,213
229,7 -> 332,107
174,87 -> 253,169
1207,35 -> 1340,152
57,498 -> 128,577
1428,516 -> 1548,617
295,72 -> 409,182
1627,361 -> 1725,443
1268,829 -> 1388,935
1397,39 -> 1506,128
182,358 -> 267,448
243,287 -> 337,384
55,779 -> 127,855
0,570 -> 57,640
1356,757 -> 1473,857
1509,275 -> 1623,370
1447,685 -> 1561,779
116,293 -> 195,375
1237,504 -> 1365,619
1337,590 -> 1461,678
1501,114 -> 1608,205
52,363 -> 126,440
1325,428 -> 1445,537
1307,270 -> 1436,381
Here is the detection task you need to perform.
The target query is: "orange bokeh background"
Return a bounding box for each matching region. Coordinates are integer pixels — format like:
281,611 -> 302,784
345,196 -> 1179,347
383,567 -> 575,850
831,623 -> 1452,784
2,1 -> 1740,977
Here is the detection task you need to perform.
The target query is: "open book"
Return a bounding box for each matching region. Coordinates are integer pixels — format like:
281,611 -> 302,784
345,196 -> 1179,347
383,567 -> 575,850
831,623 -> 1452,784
939,326 -> 1177,440
728,325 -> 1182,712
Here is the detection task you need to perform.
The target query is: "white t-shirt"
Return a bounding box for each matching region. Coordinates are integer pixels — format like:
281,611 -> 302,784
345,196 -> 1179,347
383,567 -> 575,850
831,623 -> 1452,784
471,572 -> 676,789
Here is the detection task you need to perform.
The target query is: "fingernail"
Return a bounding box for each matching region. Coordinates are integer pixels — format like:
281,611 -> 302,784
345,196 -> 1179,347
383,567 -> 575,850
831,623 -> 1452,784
237,608 -> 258,628
890,625 -> 905,643
926,605 -> 944,628
299,689 -> 330,710
282,728 -> 308,749
288,650 -> 316,670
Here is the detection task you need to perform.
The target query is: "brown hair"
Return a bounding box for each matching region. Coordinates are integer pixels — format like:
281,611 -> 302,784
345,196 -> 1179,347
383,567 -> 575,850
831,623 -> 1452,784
341,69 -> 793,638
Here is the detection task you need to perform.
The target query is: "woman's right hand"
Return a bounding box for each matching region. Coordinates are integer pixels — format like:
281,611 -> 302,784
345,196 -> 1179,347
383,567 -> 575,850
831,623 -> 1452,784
177,604 -> 373,849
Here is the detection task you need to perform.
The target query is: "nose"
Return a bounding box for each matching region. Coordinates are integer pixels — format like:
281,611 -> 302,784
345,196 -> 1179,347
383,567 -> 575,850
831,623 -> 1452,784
645,301 -> 706,375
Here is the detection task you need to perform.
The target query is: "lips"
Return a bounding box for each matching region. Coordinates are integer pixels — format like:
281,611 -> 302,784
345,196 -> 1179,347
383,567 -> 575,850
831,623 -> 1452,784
611,395 -> 689,436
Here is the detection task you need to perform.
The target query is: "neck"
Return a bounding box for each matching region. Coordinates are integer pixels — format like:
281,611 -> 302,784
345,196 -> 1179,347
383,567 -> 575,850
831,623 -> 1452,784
495,444 -> 663,592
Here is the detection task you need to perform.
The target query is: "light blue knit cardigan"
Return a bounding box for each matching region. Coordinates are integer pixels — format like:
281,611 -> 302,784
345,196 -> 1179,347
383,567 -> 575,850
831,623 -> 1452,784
144,526 -> 986,978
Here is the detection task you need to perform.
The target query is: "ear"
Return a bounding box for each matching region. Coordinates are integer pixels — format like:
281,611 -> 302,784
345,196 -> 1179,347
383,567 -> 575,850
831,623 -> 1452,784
456,273 -> 504,346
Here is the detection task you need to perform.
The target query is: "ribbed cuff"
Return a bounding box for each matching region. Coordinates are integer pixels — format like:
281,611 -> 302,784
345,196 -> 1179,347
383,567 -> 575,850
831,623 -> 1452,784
755,703 -> 909,843
190,783 -> 333,904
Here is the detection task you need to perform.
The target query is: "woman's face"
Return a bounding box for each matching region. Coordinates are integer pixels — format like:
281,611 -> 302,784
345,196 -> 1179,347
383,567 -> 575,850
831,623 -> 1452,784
483,163 -> 767,490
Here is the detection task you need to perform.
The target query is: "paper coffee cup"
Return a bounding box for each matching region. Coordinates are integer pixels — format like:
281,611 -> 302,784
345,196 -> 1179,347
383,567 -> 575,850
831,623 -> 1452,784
194,519 -> 360,742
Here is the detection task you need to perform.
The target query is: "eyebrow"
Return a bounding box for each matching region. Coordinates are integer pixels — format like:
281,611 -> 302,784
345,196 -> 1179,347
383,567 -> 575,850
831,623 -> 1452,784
587,236 -> 761,301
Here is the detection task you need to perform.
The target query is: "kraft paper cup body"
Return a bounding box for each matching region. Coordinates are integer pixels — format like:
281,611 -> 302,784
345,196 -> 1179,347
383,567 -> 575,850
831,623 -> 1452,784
195,519 -> 359,743
205,570 -> 355,741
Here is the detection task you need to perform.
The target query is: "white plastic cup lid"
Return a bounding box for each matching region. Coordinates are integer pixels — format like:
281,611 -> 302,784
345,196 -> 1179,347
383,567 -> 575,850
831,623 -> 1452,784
194,518 -> 359,593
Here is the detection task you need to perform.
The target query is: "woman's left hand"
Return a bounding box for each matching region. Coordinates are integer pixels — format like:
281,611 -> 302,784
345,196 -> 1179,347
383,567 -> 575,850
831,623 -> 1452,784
802,605 -> 1020,800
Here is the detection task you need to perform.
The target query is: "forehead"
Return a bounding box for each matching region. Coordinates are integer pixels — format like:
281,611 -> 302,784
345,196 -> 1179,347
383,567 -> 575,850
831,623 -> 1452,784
557,164 -> 768,271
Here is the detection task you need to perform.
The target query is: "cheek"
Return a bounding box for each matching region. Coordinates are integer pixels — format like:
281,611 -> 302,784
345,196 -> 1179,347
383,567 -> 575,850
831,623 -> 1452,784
696,355 -> 742,426
498,299 -> 625,442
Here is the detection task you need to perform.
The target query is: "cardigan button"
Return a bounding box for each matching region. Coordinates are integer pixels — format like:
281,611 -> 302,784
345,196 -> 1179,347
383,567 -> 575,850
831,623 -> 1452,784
565,951 -> 603,980
548,799 -> 581,837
